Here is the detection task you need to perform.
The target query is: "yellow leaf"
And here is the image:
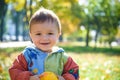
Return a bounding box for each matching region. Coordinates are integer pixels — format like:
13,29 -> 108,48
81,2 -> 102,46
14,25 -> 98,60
14,0 -> 25,11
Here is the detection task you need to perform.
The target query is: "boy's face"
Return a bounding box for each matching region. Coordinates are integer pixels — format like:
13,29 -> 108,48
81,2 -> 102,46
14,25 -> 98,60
30,21 -> 60,53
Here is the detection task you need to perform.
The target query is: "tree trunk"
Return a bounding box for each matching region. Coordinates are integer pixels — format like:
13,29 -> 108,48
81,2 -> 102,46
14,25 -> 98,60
0,2 -> 7,41
15,12 -> 20,41
86,25 -> 90,47
30,0 -> 32,18
94,15 -> 101,48
86,15 -> 90,47
0,20 -> 4,41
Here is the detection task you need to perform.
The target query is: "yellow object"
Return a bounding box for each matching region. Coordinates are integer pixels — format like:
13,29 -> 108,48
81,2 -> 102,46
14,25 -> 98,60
39,72 -> 58,80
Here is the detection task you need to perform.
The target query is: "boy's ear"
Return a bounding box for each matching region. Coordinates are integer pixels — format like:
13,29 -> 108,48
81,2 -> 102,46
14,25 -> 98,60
29,32 -> 31,37
59,31 -> 62,36
59,32 -> 62,35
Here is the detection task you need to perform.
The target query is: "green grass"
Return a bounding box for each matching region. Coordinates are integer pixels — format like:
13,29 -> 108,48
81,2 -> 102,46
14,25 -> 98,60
0,42 -> 120,80
58,42 -> 120,54
59,42 -> 120,80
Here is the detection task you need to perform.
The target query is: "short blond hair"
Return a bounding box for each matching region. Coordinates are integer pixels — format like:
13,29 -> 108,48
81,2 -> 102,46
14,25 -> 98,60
29,8 -> 61,33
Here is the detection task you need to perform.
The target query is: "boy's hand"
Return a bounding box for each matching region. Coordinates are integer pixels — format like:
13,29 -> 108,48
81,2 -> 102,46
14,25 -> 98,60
30,75 -> 40,80
57,75 -> 65,80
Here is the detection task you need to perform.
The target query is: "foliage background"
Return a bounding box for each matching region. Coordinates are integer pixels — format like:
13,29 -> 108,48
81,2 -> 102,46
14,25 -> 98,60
0,0 -> 120,47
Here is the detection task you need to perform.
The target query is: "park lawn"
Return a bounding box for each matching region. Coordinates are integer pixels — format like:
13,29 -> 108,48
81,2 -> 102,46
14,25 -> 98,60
69,52 -> 120,80
0,42 -> 120,80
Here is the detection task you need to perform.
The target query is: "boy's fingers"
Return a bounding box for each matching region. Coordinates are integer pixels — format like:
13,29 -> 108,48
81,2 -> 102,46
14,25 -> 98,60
57,75 -> 65,80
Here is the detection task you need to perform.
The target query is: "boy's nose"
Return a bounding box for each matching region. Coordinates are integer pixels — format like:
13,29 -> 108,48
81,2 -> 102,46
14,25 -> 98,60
42,35 -> 48,40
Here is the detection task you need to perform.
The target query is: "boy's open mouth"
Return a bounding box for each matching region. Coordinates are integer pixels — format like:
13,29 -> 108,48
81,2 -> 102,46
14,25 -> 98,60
40,43 -> 50,45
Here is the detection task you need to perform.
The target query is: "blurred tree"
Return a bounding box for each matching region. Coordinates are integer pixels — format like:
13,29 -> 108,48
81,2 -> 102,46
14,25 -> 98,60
98,0 -> 118,48
1,0 -> 119,45
0,0 -> 8,41
71,1 -> 91,47
76,0 -> 120,47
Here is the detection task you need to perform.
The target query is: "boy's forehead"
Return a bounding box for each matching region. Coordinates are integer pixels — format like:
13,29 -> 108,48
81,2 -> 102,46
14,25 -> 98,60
30,21 -> 58,28
30,20 -> 58,26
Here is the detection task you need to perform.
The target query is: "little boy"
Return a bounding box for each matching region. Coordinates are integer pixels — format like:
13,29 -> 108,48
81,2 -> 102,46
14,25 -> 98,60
9,8 -> 79,80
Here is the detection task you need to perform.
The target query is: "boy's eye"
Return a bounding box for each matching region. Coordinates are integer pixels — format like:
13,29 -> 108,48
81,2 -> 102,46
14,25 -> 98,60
36,33 -> 41,35
48,33 -> 53,35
